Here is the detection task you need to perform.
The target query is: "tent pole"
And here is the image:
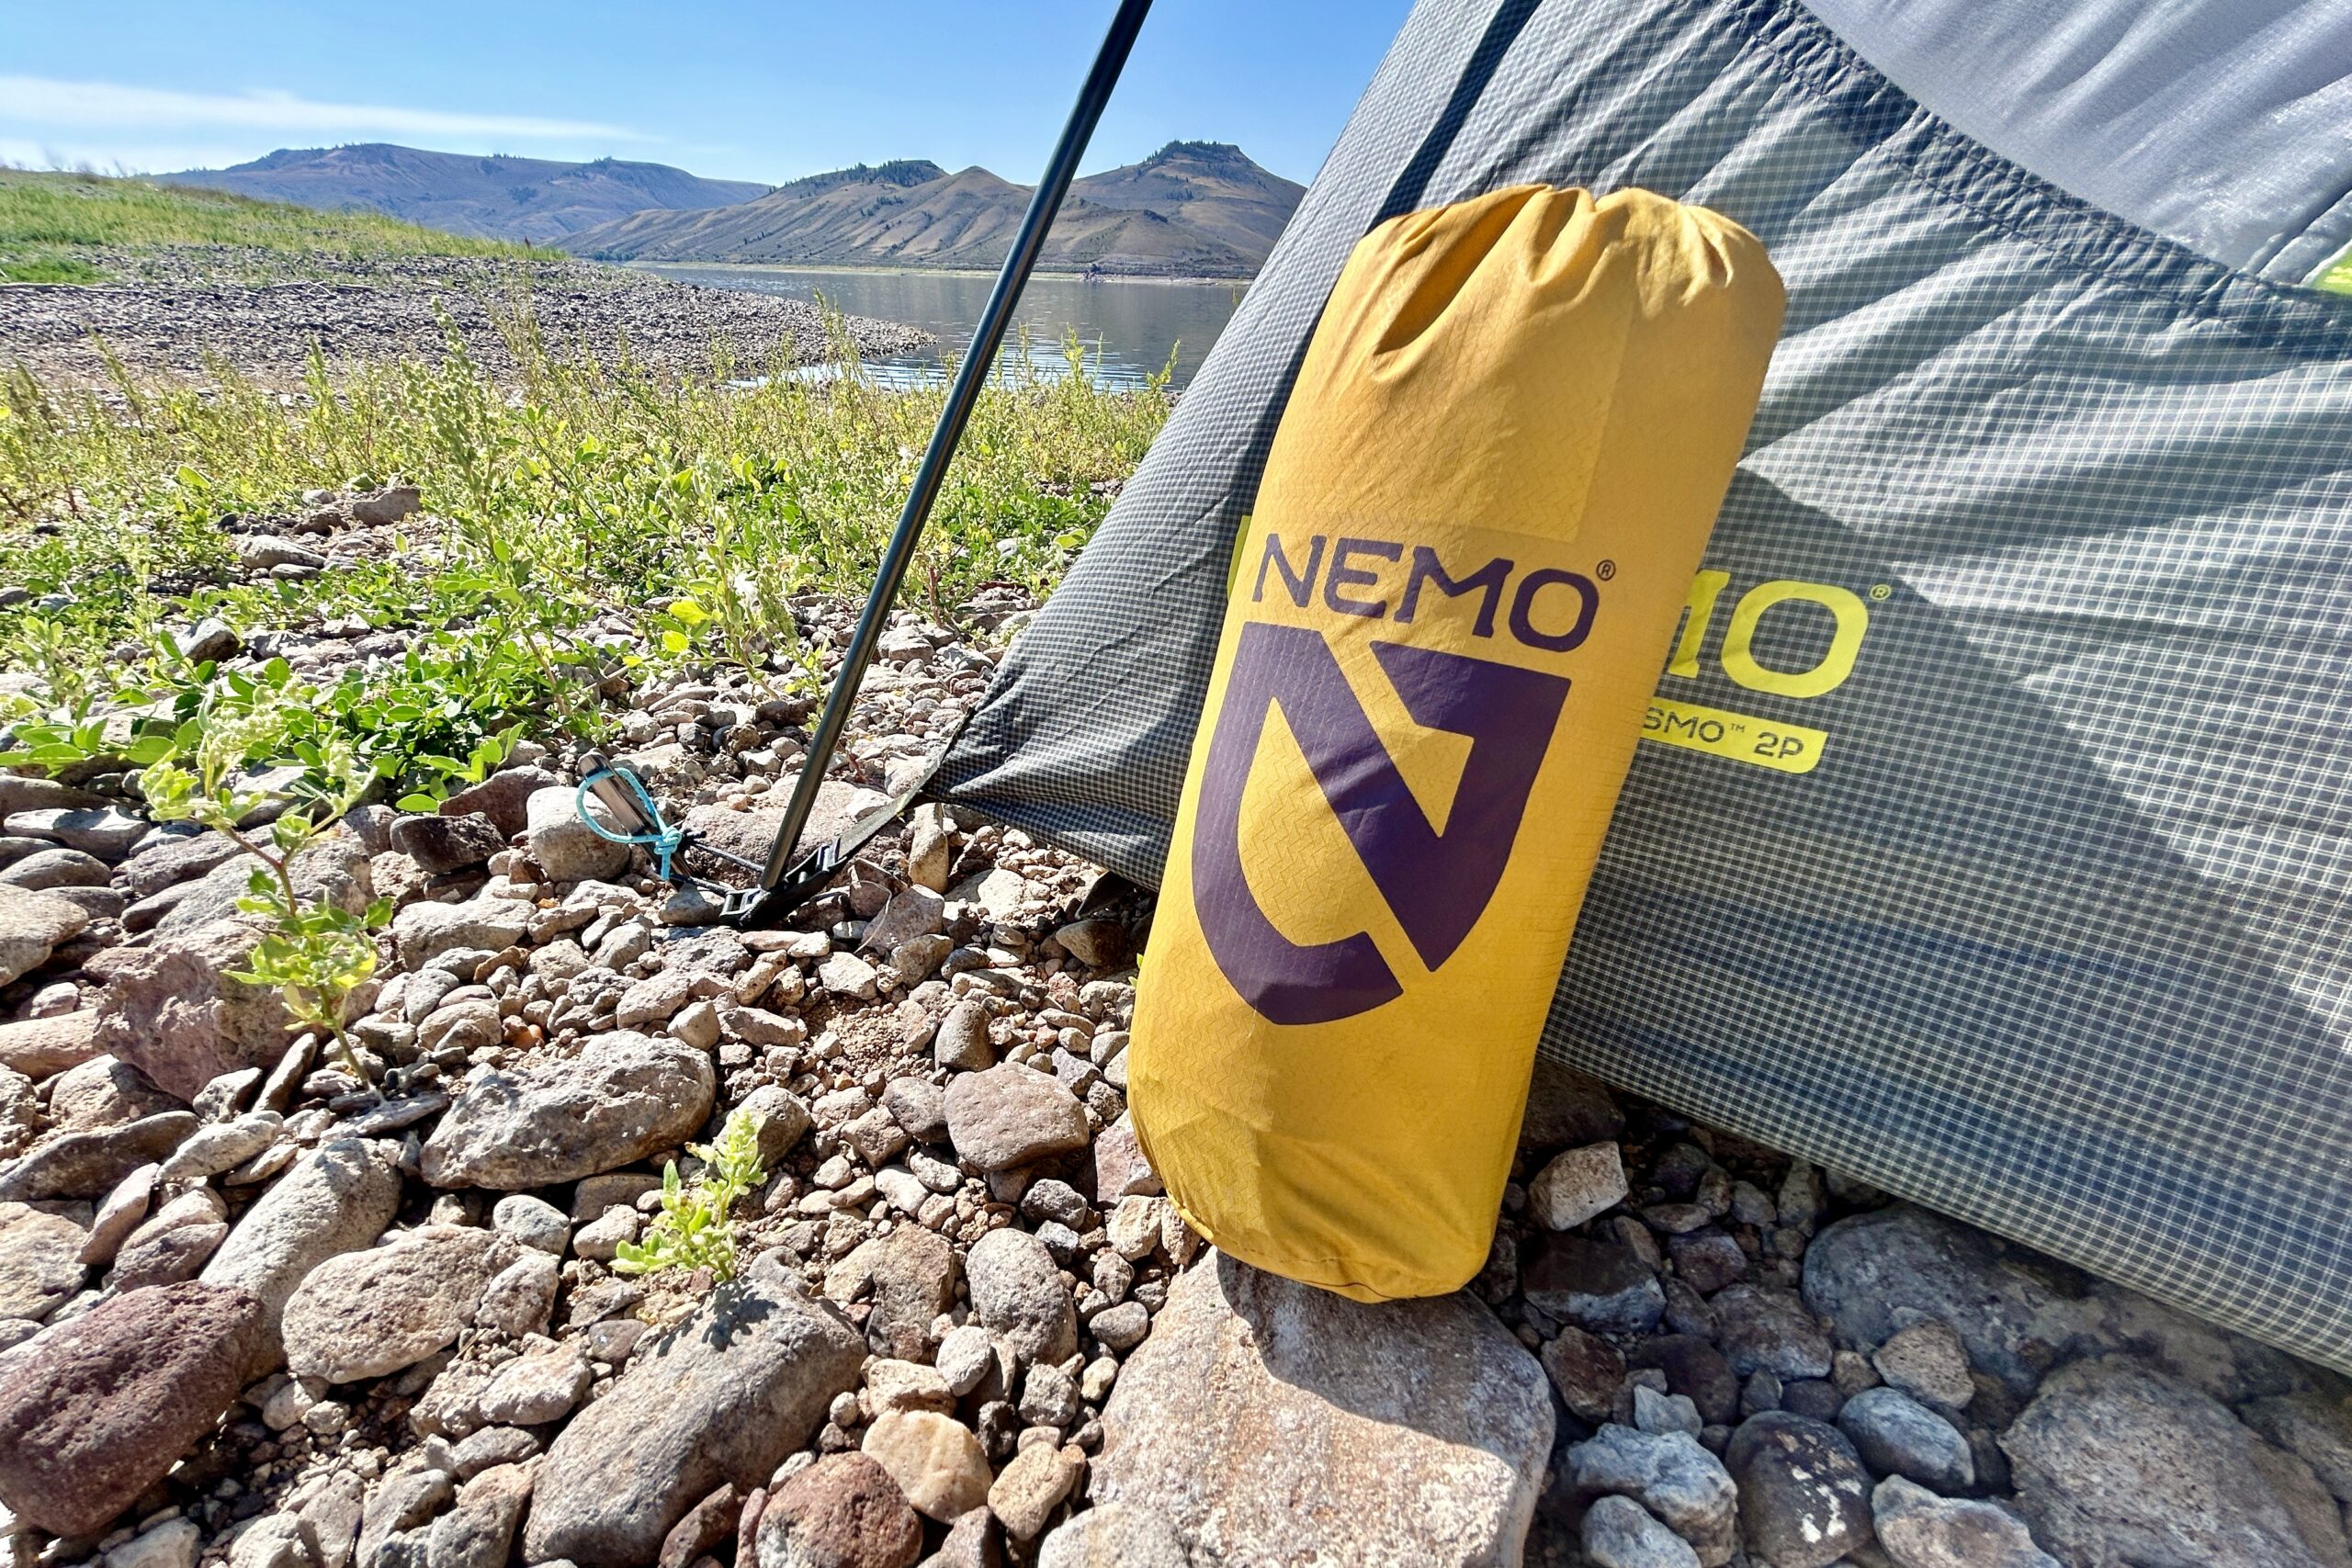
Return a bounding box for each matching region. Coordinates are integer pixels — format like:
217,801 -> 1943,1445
731,0 -> 1155,929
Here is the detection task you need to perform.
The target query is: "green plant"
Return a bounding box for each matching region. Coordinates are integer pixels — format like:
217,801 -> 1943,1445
614,1105 -> 770,1282
136,717 -> 390,1084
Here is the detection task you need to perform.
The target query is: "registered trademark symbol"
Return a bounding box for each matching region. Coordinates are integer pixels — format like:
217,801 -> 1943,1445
1869,583 -> 1893,601
1596,559 -> 1617,581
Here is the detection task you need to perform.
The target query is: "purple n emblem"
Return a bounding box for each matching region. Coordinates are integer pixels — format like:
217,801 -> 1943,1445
1193,622 -> 1571,1025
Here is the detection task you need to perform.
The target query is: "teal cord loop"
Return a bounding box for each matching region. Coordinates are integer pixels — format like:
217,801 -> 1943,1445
576,768 -> 684,882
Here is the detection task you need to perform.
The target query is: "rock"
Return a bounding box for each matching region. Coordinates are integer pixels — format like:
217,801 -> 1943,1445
1839,1387 -> 1974,1492
2002,1355 -> 2348,1568
0,1111 -> 198,1201
357,1462 -> 454,1567
1725,1412 -> 1874,1568
0,846 -> 110,889
933,1000 -> 993,1071
755,1452 -> 921,1568
1091,1113 -> 1159,1203
966,1227 -> 1078,1366
989,1442 -> 1081,1540
1091,1251 -> 1552,1567
349,486 -> 421,525
199,1137 -> 402,1348
1626,1336 -> 1741,1429
684,784 -> 887,870
391,898 -> 533,969
1872,1476 -> 2059,1568
525,1272 -> 865,1568
1636,1384 -> 1705,1438
108,1218 -> 227,1290
0,885 -> 89,987
90,921 -> 287,1099
1091,1300 -> 1150,1353
656,1483 -> 741,1568
1583,1494 -> 1703,1568
2244,1393 -> 2352,1500
0,1202 -> 83,1320
437,767 -> 561,839
421,1030 -> 716,1189
1804,1206 -> 2100,1395
1713,1284 -> 1833,1381
158,1111 -> 280,1181
109,1517 -> 203,1568
235,534 -> 328,570
491,1194 -> 569,1255
0,1280 -> 266,1537
1521,1060 -> 1625,1148
816,951 -> 878,999
80,1163 -> 157,1267
227,1511 -> 310,1568
50,1055 -> 180,1133
572,1205 -> 639,1261
936,1325 -> 994,1397
119,832 -> 239,899
861,888 -> 944,954
476,1250 -> 560,1339
943,1065 -> 1088,1172
157,834 -> 370,936
283,1224 -> 516,1382
390,814 -> 507,877
1566,1425 -> 1739,1567
737,1086 -> 813,1167
1054,919 -> 1125,970
0,1010 -> 103,1078
477,1342 -> 592,1426
865,1223 -> 956,1360
6,808 -> 147,862
1873,1320 -> 1975,1412
1528,1142 -> 1628,1231
526,787 -> 632,884
1537,1324 -> 1623,1423
860,1411 -> 989,1522
424,1463 -> 531,1568
1522,1235 -> 1665,1335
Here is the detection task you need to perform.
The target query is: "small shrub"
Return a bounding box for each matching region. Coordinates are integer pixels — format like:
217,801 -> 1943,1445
614,1105 -> 770,1282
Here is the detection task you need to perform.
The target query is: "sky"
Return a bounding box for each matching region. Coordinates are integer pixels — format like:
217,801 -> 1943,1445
1,1 -> 1416,186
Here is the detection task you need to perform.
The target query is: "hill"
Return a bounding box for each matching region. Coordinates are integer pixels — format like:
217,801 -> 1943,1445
560,141 -> 1305,277
0,166 -> 529,284
162,144 -> 771,243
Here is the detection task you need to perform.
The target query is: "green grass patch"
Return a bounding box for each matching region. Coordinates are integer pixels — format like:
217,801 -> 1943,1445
0,167 -> 533,281
0,313 -> 1166,801
1,255 -> 102,284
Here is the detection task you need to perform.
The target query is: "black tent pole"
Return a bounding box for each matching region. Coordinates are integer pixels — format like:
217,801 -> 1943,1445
729,0 -> 1154,929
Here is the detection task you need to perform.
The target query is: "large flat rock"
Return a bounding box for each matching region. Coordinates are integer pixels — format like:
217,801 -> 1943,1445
1091,1251 -> 1553,1567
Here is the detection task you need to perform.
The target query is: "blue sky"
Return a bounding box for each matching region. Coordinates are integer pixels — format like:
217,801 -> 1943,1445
2,2 -> 1414,185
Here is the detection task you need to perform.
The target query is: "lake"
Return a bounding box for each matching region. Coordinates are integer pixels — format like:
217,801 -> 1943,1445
640,264 -> 1250,390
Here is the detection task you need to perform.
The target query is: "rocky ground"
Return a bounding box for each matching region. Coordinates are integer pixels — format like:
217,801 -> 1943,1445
0,252 -> 929,388
0,496 -> 2348,1568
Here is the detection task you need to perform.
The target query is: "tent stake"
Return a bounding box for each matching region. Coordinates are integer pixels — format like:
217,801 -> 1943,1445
727,0 -> 1155,929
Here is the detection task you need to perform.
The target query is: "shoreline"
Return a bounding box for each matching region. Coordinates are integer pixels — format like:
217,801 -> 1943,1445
630,260 -> 1257,289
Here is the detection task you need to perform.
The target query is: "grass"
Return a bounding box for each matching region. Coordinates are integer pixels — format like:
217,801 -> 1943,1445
0,167 -> 533,282
0,311 -> 1168,804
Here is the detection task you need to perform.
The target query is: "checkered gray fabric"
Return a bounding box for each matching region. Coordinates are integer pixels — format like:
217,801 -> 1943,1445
935,0 -> 2352,1371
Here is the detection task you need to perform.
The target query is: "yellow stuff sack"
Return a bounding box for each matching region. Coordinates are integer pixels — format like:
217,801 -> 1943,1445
1128,186 -> 1784,1301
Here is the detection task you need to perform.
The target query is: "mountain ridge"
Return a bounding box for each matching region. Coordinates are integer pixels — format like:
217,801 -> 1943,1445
161,144 -> 773,243
561,141 -> 1304,277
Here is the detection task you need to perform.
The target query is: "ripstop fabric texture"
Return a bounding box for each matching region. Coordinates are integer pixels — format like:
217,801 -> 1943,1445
933,0 -> 2352,1371
1129,187 -> 1782,1300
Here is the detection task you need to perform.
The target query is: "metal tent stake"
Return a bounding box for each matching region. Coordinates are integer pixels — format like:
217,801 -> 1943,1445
723,0 -> 1156,930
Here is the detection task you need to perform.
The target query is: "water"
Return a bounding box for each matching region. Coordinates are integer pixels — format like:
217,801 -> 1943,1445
640,264 -> 1250,390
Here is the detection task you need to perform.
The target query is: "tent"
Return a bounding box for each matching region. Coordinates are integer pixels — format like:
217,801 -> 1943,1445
910,0 -> 2352,1374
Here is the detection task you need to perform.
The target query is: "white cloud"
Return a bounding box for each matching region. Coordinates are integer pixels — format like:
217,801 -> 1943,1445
0,77 -> 648,144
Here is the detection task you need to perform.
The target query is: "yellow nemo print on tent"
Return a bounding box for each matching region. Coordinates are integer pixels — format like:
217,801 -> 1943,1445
1129,186 -> 1785,1302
